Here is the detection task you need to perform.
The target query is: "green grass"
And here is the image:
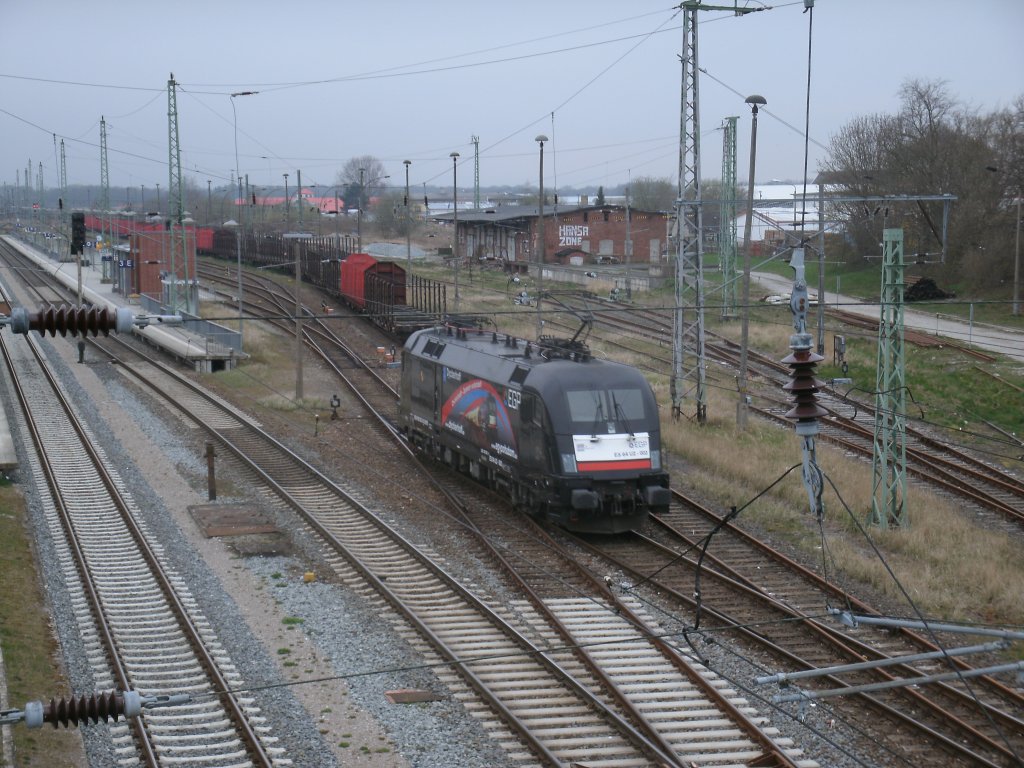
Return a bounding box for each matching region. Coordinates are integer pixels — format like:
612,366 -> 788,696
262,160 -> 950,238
745,255 -> 1024,330
0,482 -> 84,766
819,322 -> 1024,445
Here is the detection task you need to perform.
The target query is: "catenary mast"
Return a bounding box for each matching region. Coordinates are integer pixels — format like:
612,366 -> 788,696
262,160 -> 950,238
100,118 -> 111,279
671,2 -> 763,423
720,116 -> 738,318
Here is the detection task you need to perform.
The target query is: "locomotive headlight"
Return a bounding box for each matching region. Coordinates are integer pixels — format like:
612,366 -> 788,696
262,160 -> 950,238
561,453 -> 577,473
650,449 -> 661,470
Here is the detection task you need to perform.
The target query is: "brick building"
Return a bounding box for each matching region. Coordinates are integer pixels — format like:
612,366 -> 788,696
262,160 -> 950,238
442,204 -> 671,270
126,229 -> 197,303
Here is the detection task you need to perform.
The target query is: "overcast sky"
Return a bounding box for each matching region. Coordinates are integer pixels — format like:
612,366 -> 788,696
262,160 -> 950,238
2,0 -> 1021,201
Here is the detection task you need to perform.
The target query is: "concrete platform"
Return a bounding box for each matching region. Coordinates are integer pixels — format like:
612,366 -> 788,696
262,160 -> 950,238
3,236 -> 241,372
0,235 -> 253,470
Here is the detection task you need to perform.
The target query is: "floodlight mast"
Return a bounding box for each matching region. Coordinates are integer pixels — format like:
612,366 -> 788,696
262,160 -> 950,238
737,94 -> 766,430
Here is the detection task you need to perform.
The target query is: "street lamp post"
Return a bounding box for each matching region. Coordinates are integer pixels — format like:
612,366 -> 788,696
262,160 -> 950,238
1014,194 -> 1022,316
404,160 -> 412,270
450,152 -> 460,312
236,172 -> 245,343
625,174 -> 632,300
535,135 -> 548,338
738,94 -> 766,430
986,165 -> 1020,316
283,173 -> 290,230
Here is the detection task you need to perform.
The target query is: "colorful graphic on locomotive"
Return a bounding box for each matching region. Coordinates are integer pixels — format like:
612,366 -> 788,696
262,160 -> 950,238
440,377 -> 518,459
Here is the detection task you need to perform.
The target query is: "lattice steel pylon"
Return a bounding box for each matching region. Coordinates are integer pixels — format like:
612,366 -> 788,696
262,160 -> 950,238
870,227 -> 908,528
99,117 -> 111,279
671,5 -> 707,423
59,140 -> 68,258
471,135 -> 480,211
720,116 -> 738,318
671,2 -> 762,423
167,73 -> 190,313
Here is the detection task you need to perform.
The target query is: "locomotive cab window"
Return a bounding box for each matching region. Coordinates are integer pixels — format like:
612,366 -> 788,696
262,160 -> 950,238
410,360 -> 436,408
565,387 -> 647,433
521,392 -> 543,427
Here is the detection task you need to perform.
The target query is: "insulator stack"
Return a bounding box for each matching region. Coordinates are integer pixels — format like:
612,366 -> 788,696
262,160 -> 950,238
40,691 -> 134,728
782,344 -> 828,434
9,304 -> 133,337
33,305 -> 116,337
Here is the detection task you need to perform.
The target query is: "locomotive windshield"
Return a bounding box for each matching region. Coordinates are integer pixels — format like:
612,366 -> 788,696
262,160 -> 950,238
565,387 -> 647,435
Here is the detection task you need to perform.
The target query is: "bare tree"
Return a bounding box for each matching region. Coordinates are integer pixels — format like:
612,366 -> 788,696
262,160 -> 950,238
373,189 -> 415,238
821,78 -> 1023,287
630,176 -> 674,210
336,156 -> 388,211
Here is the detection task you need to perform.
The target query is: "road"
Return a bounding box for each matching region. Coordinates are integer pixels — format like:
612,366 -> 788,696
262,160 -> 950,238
750,271 -> 1024,364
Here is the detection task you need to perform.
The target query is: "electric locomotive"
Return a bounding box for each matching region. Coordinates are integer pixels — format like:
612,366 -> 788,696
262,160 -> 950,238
398,325 -> 670,533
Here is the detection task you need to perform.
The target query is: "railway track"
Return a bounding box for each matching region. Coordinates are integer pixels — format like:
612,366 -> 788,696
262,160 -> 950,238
0,282 -> 279,765
577,491 -> 1024,767
84,334 -> 702,766
12,247 -> 1019,768
548,297 -> 1024,530
195,261 -> 816,766
199,261 -> 1024,766
425,470 -> 816,767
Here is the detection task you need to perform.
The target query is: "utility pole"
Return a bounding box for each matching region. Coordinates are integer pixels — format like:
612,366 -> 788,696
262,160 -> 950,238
625,172 -> 632,300
403,160 -> 412,270
36,161 -> 43,216
671,1 -> 764,424
297,169 -> 303,230
535,135 -> 547,338
295,241 -> 304,402
1014,194 -> 1022,316
283,173 -> 290,230
450,152 -> 460,312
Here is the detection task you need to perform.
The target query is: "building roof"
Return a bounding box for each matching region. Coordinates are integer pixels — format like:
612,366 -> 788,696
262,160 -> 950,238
435,203 -> 664,224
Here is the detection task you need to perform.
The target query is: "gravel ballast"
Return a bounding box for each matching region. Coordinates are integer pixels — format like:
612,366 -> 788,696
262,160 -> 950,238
0,304 -> 518,767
